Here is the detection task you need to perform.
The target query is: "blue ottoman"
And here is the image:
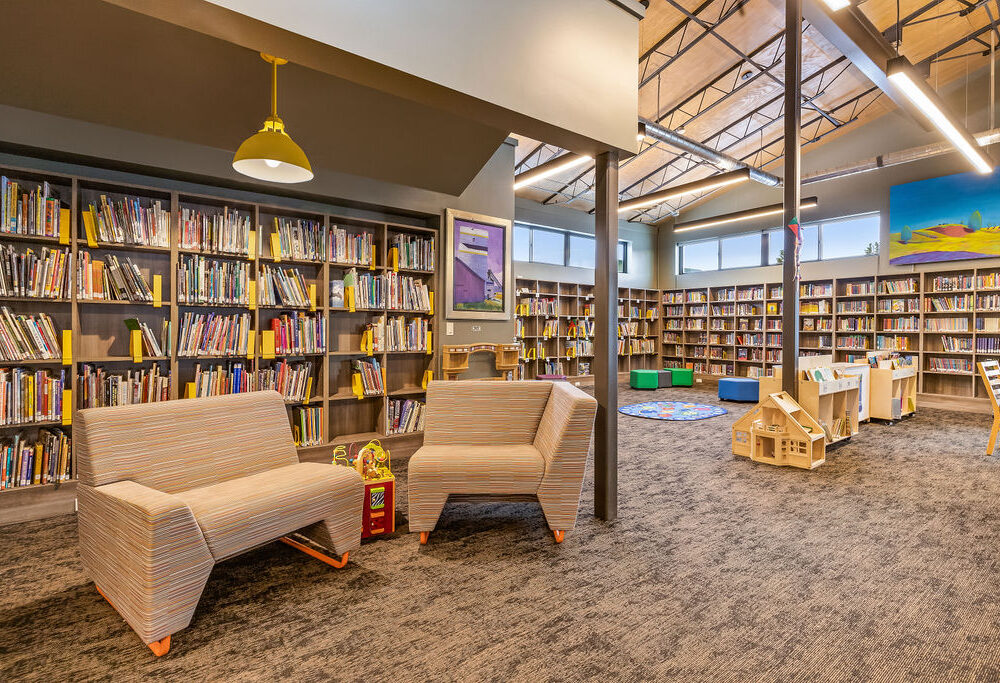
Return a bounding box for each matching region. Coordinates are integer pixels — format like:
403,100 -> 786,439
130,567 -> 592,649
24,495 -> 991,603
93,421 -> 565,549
718,377 -> 759,402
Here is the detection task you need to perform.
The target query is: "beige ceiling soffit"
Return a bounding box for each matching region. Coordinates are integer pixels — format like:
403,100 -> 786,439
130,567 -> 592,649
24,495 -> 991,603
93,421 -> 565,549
605,0 -> 647,20
100,0 -> 633,158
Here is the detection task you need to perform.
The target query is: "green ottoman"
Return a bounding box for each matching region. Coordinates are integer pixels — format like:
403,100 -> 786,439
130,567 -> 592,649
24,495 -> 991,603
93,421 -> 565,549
630,369 -> 659,390
669,368 -> 694,387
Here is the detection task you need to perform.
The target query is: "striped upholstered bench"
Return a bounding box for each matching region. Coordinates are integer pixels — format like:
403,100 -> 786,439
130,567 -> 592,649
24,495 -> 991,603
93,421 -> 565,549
75,391 -> 364,656
408,380 -> 597,545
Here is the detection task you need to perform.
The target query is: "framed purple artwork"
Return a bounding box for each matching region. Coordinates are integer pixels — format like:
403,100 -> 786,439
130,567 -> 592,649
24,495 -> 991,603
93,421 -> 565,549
444,208 -> 512,320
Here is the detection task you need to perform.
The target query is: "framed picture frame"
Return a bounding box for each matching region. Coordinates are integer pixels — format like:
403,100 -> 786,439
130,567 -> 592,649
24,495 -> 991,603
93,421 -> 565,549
444,208 -> 513,320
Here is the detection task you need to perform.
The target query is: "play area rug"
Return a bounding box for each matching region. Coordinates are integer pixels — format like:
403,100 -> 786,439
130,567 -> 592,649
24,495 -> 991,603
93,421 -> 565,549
618,400 -> 728,421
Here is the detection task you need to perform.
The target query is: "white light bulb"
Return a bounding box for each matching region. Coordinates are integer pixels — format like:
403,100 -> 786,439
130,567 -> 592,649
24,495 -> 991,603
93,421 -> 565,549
263,159 -> 281,168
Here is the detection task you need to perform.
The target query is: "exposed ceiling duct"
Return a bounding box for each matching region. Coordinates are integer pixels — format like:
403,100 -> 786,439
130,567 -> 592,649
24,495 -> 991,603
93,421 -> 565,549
803,127 -> 1000,184
639,120 -> 781,187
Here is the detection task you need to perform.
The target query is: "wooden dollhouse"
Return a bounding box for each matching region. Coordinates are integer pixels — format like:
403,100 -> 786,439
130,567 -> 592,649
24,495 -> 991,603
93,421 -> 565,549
732,391 -> 827,469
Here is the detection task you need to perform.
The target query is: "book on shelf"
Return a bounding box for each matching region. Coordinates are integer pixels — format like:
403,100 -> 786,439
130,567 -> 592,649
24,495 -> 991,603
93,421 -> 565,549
177,255 -> 250,305
123,318 -> 170,357
270,217 -> 324,262
386,398 -> 425,435
1,177 -> 64,238
256,360 -> 314,402
293,406 -> 323,446
391,233 -> 435,271
179,207 -> 251,256
0,307 -> 62,360
330,227 -> 374,266
329,279 -> 345,308
192,361 -> 254,397
270,312 -> 326,355
0,368 -> 65,424
259,264 -> 311,307
0,429 -> 71,489
178,312 -> 251,357
78,363 -> 170,408
0,244 -> 72,299
82,194 -> 168,247
353,357 -> 384,395
386,272 -> 430,311
77,251 -> 154,302
375,315 -> 429,352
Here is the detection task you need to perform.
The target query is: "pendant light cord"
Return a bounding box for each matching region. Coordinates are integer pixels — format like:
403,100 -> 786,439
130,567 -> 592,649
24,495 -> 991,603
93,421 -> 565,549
271,60 -> 278,119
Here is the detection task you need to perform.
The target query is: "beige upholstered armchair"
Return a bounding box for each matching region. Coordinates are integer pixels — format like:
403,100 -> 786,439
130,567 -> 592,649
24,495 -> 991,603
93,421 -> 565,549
408,381 -> 598,544
75,391 -> 363,656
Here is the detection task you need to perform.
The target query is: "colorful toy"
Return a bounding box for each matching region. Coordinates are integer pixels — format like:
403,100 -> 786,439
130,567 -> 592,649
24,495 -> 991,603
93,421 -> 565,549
332,440 -> 396,538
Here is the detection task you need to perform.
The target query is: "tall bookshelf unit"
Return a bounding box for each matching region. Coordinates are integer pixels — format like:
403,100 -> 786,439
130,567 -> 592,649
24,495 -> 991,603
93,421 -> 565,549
662,270 -> 1000,402
514,278 -> 659,380
0,163 -> 437,513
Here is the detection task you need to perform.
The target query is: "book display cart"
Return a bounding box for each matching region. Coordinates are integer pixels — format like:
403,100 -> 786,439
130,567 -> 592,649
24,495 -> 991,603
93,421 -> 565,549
867,351 -> 917,421
0,163 -> 437,516
514,278 -> 659,380
758,356 -> 861,444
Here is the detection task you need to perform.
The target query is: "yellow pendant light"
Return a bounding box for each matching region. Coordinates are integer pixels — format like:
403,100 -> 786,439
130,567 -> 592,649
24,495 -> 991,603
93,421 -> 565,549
233,53 -> 314,183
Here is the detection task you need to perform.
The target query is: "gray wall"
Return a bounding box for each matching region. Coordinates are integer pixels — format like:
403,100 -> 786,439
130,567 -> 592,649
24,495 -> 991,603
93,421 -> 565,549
661,66 -> 1000,290
514,196 -> 658,289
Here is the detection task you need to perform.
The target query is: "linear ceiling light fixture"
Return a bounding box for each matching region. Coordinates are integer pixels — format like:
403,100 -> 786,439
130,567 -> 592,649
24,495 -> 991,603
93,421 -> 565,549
233,53 -> 314,183
821,0 -> 851,10
618,168 -> 751,213
672,197 -> 819,233
513,153 -> 592,190
886,57 -> 993,174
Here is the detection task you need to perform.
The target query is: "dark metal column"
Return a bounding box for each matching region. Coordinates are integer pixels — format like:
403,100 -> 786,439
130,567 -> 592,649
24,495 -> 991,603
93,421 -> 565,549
594,150 -> 619,521
782,0 -> 802,398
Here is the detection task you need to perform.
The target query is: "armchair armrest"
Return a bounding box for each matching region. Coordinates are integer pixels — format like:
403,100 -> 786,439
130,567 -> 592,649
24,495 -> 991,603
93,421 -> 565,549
534,383 -> 598,531
77,481 -> 214,644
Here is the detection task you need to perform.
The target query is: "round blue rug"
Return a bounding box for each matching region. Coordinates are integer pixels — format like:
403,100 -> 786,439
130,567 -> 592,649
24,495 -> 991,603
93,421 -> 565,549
619,400 -> 728,421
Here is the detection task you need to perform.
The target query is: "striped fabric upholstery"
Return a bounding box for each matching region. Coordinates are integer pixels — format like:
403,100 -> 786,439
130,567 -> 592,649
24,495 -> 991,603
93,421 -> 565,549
75,391 -> 364,648
423,381 -> 552,446
534,382 -> 599,530
408,381 -> 597,534
77,481 -> 214,644
76,392 -> 298,493
175,462 -> 363,560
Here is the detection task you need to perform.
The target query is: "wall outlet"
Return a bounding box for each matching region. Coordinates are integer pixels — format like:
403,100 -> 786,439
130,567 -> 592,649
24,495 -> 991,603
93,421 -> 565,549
472,325 -> 481,332
446,322 -> 454,336
696,378 -> 703,384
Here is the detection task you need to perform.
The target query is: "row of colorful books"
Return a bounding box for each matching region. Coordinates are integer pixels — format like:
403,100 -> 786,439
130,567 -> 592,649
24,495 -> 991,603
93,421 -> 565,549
271,312 -> 326,355
0,368 -> 65,424
331,227 -> 374,266
177,312 -> 251,357
0,429 -> 71,489
353,357 -> 384,395
386,398 -> 425,435
2,178 -> 64,238
78,252 -> 154,302
256,360 -> 314,402
82,195 -> 169,247
332,269 -> 384,309
177,255 -> 251,305
259,265 -> 311,307
179,207 -> 251,256
0,244 -> 71,299
391,234 -> 435,271
293,406 -> 323,446
0,308 -> 62,361
385,272 -> 431,311
270,217 -> 324,262
924,294 -> 974,312
127,318 -> 171,357
374,315 -> 428,353
78,363 -> 170,408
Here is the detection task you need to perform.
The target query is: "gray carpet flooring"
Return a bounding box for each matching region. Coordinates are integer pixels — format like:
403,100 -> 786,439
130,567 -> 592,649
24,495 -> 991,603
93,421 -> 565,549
2,384 -> 1000,681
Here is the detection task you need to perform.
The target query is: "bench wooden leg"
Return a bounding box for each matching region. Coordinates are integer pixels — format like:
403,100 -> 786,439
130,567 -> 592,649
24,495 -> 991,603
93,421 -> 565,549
279,536 -> 349,568
96,586 -> 172,656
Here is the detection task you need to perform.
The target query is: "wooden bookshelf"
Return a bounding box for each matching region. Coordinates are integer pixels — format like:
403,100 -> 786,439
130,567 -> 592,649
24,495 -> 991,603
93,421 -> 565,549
0,163 -> 438,506
514,278 -> 658,380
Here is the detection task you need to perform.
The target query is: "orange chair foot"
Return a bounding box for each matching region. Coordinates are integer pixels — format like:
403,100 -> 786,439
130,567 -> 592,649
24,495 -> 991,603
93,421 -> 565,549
553,530 -> 565,543
147,636 -> 171,657
279,536 -> 349,568
419,531 -> 429,545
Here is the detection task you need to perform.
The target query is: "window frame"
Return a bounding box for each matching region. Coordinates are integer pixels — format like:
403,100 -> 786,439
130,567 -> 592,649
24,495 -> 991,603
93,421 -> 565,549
514,221 -> 630,273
